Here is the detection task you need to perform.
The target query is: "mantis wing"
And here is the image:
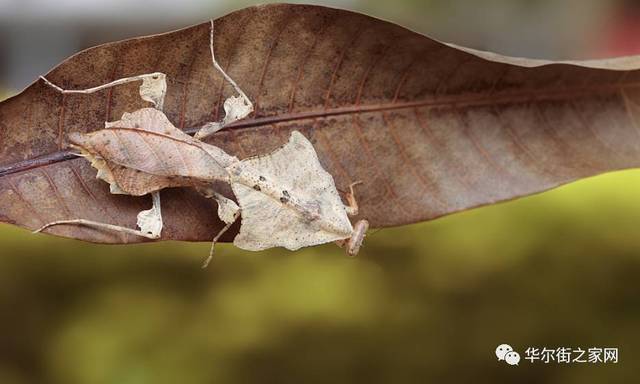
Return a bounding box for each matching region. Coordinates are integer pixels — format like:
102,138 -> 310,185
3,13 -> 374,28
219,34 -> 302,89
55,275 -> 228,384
231,131 -> 353,251
68,108 -> 234,195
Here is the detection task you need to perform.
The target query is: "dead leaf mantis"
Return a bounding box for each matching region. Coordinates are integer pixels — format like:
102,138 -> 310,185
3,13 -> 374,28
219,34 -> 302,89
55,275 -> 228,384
35,20 -> 370,266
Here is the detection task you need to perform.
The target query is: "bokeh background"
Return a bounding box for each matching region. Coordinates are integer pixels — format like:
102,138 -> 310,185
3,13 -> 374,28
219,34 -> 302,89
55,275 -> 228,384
1,0 -> 640,383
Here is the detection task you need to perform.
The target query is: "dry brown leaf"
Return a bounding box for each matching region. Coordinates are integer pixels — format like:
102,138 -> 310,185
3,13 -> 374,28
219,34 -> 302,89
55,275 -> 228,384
2,4 -> 640,243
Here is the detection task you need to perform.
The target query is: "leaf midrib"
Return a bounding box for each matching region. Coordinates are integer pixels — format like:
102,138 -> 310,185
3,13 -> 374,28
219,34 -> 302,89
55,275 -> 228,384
0,80 -> 635,178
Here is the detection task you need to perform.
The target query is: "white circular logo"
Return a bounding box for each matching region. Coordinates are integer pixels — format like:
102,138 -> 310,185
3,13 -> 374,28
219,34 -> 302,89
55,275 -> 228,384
495,344 -> 513,361
505,351 -> 521,366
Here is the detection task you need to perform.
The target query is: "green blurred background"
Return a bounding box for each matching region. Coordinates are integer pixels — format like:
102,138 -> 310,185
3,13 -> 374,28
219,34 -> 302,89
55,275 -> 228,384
2,0 -> 640,383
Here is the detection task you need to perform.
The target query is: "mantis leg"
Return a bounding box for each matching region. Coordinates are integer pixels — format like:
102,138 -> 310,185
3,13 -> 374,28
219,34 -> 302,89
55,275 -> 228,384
343,181 -> 363,217
335,181 -> 368,256
202,209 -> 241,268
40,71 -> 167,110
38,70 -> 169,241
194,20 -> 254,140
34,191 -> 164,241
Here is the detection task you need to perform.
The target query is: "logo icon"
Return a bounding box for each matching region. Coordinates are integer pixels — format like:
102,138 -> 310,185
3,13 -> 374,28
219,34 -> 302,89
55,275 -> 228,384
505,351 -> 521,366
496,344 -> 520,366
496,344 -> 513,360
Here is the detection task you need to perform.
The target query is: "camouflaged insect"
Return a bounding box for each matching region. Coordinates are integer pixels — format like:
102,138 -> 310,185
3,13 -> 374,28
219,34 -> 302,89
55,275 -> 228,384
36,20 -> 369,266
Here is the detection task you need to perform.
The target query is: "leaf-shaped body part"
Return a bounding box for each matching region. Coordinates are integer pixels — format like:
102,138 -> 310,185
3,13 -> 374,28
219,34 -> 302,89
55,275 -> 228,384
72,109 -> 205,196
69,109 -> 235,187
138,74 -> 167,109
136,191 -> 163,237
102,162 -> 195,196
213,192 -> 240,224
231,131 -> 353,251
194,93 -> 254,140
221,95 -> 252,124
105,108 -> 236,169
105,108 -> 191,138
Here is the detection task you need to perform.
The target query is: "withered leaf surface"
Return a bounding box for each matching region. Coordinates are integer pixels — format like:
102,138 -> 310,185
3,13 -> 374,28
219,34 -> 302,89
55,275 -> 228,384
2,4 -> 640,243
